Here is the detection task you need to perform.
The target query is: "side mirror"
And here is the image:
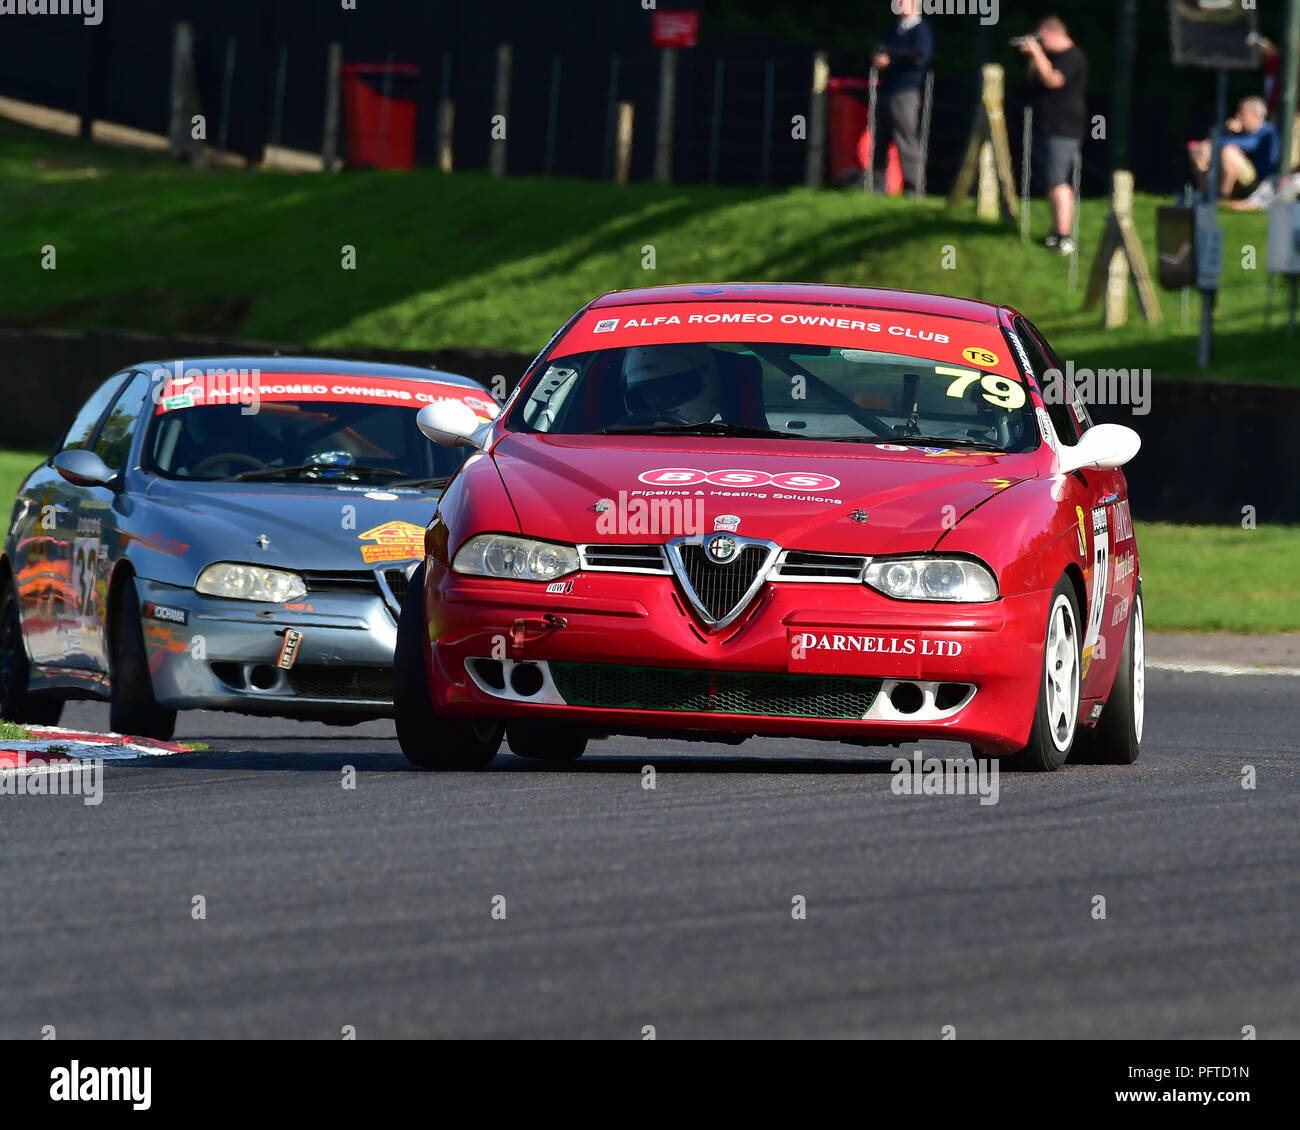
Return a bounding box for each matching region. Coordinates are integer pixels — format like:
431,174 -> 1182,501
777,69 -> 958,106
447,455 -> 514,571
417,400 -> 489,449
1056,423 -> 1141,475
51,448 -> 118,489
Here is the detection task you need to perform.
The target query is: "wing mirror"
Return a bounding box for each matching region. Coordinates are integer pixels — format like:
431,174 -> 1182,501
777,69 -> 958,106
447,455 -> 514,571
417,400 -> 491,450
51,448 -> 119,489
1056,423 -> 1142,475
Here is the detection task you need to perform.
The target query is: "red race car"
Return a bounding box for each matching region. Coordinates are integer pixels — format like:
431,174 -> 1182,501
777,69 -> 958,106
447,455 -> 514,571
396,284 -> 1144,772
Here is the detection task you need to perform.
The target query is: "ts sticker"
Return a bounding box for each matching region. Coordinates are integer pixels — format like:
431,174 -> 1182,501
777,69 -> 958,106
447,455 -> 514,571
961,346 -> 1000,368
637,468 -> 841,491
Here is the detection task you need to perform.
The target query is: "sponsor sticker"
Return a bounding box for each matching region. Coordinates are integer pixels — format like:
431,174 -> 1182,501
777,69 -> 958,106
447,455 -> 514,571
359,521 -> 425,563
276,628 -> 304,671
593,318 -> 620,333
637,467 -> 841,492
714,514 -> 741,532
143,601 -> 188,626
1075,505 -> 1088,557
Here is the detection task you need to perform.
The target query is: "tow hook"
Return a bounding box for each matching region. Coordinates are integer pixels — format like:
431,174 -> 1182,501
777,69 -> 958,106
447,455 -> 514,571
510,614 -> 567,658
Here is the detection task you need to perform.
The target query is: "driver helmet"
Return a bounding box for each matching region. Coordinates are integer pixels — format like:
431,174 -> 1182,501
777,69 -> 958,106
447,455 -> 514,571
621,344 -> 721,424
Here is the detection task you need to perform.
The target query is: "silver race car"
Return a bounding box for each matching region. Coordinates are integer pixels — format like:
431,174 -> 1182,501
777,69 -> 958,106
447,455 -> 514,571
0,357 -> 499,738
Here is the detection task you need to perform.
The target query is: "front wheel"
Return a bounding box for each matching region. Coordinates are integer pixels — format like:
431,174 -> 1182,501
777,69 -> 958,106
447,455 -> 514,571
1074,583 -> 1144,765
0,577 -> 63,725
109,578 -> 177,741
1006,578 -> 1082,772
394,563 -> 502,770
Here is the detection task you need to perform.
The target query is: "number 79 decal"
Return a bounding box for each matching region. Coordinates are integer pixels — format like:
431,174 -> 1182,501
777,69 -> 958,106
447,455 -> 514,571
937,366 -> 1026,410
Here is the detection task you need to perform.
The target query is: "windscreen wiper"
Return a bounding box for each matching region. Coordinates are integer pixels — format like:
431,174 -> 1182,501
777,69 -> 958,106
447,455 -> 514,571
232,464 -> 407,481
388,475 -> 453,489
822,435 -> 1005,452
601,421 -> 789,439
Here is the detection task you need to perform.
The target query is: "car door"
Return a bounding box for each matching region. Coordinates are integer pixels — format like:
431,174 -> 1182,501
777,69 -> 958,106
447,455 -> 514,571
73,370 -> 154,675
1016,319 -> 1132,701
14,372 -> 132,670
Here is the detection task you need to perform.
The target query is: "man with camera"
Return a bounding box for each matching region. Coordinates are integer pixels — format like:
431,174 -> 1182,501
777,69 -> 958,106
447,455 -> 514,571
1019,17 -> 1088,255
872,0 -> 934,195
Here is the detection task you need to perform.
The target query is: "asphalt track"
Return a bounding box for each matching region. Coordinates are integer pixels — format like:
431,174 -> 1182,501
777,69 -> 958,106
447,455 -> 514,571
1,669 -> 1296,1040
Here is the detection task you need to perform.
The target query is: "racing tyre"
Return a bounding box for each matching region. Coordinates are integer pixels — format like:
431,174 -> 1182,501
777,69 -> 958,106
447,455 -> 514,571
1074,583 -> 1144,765
1006,577 -> 1081,772
109,579 -> 177,741
507,723 -> 588,762
0,577 -> 64,725
394,563 -> 502,770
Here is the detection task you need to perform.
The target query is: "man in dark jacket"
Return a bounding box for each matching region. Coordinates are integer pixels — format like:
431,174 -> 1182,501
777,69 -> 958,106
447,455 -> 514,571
1023,16 -> 1088,253
872,0 -> 933,195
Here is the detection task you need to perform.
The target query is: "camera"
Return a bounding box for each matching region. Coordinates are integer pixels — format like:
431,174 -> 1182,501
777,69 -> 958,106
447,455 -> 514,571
1010,34 -> 1039,48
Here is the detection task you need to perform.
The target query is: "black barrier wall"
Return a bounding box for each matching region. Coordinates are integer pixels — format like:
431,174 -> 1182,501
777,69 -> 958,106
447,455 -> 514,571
2,329 -> 1296,525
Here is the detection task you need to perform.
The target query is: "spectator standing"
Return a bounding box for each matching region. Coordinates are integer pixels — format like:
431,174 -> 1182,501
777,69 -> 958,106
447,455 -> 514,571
872,0 -> 933,195
1022,17 -> 1088,255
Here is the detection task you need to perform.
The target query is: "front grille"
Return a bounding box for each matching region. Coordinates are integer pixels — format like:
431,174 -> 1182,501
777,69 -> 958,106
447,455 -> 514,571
381,568 -> 409,606
287,665 -> 392,700
676,543 -> 769,622
550,662 -> 880,719
302,570 -> 383,596
771,550 -> 870,582
579,544 -> 669,573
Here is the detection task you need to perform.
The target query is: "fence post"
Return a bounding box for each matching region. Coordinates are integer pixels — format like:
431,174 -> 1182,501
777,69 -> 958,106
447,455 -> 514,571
168,22 -> 196,158
615,101 -> 635,185
804,51 -> 828,188
708,58 -> 725,184
437,53 -> 454,174
490,44 -> 512,176
654,47 -> 677,184
321,42 -> 343,172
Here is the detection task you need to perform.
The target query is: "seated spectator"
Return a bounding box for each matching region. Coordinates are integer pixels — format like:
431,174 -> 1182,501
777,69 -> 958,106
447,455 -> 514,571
1188,96 -> 1281,198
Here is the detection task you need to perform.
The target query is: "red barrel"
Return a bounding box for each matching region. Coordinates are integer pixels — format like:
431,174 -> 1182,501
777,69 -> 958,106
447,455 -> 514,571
341,62 -> 420,170
827,76 -> 903,194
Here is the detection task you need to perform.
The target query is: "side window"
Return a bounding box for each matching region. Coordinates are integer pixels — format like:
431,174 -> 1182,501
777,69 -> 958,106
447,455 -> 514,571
92,371 -> 151,472
1024,319 -> 1093,433
59,374 -> 130,452
1013,319 -> 1079,444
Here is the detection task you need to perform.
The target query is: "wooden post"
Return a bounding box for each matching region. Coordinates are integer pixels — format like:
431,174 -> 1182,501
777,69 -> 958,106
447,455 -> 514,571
1083,170 -> 1163,326
805,51 -> 829,188
948,64 -> 1019,222
615,101 -> 634,185
654,47 -> 677,184
321,42 -> 343,172
490,44 -> 512,177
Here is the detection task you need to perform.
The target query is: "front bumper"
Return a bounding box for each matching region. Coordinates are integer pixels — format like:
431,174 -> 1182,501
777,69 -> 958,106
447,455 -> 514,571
426,563 -> 1051,754
138,578 -> 399,720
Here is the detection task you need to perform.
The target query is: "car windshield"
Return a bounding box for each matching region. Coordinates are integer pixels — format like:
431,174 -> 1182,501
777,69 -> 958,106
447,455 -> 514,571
145,400 -> 471,483
509,341 -> 1039,453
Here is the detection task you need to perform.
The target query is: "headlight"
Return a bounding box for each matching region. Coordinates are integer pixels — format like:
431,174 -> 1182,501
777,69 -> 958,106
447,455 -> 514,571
453,534 -> 579,582
864,557 -> 998,602
196,563 -> 307,602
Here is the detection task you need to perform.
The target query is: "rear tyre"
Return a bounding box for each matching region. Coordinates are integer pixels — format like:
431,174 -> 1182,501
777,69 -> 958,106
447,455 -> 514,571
394,563 -> 501,770
507,723 -> 588,762
0,577 -> 64,725
1074,584 -> 1144,765
109,578 -> 177,741
1006,578 -> 1081,772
